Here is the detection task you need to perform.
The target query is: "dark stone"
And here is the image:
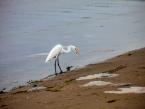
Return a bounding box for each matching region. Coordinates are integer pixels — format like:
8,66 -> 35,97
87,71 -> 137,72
32,84 -> 37,87
128,53 -> 132,56
118,83 -> 133,88
66,66 -> 73,71
1,104 -> 7,107
107,99 -> 117,103
0,91 -> 4,94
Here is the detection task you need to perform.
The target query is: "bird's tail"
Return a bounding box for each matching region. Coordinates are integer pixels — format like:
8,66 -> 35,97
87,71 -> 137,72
45,58 -> 49,63
45,56 -> 50,63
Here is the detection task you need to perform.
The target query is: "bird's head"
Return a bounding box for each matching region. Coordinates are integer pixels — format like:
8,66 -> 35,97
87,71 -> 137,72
71,45 -> 80,55
75,47 -> 80,55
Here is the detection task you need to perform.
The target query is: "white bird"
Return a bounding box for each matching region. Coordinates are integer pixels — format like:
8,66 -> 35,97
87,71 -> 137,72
45,44 -> 80,75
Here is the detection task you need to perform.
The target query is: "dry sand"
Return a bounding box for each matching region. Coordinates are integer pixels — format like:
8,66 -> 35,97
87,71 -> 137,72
0,47 -> 145,109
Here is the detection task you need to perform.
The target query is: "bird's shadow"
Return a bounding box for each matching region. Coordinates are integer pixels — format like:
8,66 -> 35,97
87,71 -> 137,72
56,66 -> 74,75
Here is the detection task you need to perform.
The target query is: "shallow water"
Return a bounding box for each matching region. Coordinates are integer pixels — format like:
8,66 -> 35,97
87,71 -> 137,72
105,86 -> 145,94
0,0 -> 145,90
76,73 -> 119,80
82,80 -> 113,87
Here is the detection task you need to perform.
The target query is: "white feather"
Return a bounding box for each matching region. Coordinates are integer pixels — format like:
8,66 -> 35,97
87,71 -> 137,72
45,44 -> 79,63
45,44 -> 62,63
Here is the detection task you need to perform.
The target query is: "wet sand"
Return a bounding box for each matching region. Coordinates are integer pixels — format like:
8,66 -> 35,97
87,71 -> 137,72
0,47 -> 145,109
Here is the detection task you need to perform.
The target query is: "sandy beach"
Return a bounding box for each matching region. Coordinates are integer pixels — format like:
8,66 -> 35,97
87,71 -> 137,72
1,0 -> 145,91
0,0 -> 145,109
0,47 -> 145,109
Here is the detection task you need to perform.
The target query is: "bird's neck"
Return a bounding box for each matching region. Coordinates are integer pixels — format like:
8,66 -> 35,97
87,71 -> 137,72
62,45 -> 74,53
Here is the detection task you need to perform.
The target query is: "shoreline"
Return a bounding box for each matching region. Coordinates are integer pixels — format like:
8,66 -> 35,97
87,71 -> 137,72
1,46 -> 145,92
0,47 -> 145,109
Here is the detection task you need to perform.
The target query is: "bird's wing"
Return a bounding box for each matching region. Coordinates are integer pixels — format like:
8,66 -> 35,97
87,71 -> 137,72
45,44 -> 62,63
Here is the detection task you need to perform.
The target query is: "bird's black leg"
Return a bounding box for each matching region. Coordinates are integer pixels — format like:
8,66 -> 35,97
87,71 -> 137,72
57,57 -> 63,74
54,59 -> 57,75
